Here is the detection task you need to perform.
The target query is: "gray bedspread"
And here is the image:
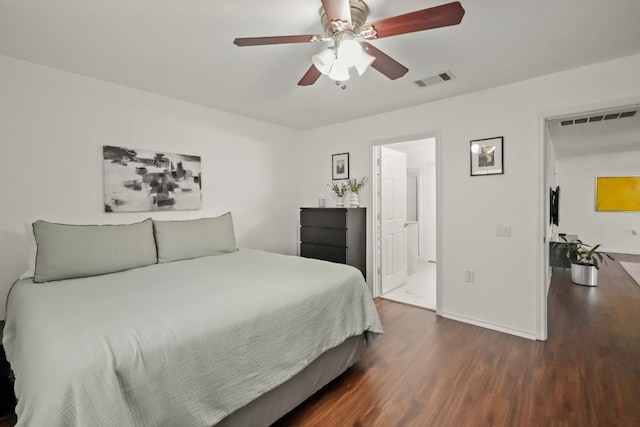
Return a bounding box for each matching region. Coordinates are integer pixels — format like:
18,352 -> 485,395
3,249 -> 383,427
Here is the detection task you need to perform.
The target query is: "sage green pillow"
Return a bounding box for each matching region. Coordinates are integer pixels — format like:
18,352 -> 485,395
33,219 -> 157,283
153,213 -> 238,263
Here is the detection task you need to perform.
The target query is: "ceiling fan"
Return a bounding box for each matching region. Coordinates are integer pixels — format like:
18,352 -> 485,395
233,0 -> 465,87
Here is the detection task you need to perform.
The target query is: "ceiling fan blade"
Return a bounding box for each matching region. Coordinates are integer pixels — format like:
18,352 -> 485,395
298,65 -> 322,86
233,35 -> 324,47
361,42 -> 408,80
361,1 -> 465,39
321,0 -> 352,27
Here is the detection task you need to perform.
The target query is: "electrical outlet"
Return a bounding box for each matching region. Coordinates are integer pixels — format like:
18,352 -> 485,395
496,224 -> 511,237
465,270 -> 474,283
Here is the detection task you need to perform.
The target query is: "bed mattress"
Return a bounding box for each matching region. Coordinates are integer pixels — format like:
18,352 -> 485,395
3,249 -> 383,427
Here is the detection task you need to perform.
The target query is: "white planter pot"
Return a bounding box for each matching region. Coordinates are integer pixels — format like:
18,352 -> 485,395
335,195 -> 345,207
571,263 -> 598,287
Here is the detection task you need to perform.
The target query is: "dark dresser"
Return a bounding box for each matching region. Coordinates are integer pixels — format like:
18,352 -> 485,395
300,208 -> 366,279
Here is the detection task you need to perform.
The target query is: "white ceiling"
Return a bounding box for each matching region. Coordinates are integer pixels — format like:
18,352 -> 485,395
548,105 -> 640,159
1,0 -> 640,130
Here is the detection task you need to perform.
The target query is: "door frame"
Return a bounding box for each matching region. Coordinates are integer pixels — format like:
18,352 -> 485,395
371,130 -> 443,314
537,95 -> 640,341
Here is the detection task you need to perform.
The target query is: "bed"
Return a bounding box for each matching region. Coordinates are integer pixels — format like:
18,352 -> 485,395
3,215 -> 383,426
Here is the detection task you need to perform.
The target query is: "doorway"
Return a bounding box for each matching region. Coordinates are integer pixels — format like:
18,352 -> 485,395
373,138 -> 437,310
539,101 -> 640,340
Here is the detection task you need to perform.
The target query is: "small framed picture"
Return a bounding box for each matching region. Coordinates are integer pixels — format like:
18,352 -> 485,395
332,153 -> 350,180
470,137 -> 504,176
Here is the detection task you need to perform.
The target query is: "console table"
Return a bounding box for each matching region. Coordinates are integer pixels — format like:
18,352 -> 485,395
549,234 -> 578,268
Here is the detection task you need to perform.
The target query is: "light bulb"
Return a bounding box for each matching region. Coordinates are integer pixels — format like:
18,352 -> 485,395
328,61 -> 350,82
337,40 -> 363,68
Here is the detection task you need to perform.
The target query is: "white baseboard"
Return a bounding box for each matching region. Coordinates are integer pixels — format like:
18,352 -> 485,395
440,311 -> 537,341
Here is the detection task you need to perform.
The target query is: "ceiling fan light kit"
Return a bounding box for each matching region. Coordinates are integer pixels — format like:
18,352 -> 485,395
233,0 -> 465,87
312,39 -> 375,84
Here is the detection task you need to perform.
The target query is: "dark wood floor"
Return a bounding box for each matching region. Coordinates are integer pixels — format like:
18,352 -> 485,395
275,254 -> 640,426
2,255 -> 639,426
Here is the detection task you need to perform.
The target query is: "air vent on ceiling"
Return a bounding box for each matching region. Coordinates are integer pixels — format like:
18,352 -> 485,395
559,110 -> 637,127
414,71 -> 455,88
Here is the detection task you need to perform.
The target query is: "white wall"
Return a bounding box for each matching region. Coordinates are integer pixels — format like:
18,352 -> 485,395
301,53 -> 640,339
0,55 -> 303,319
555,150 -> 640,254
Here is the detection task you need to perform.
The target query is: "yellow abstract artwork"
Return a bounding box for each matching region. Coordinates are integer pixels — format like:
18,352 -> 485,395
595,177 -> 640,211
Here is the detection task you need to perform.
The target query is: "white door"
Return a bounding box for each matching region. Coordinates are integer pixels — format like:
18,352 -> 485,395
380,146 -> 408,294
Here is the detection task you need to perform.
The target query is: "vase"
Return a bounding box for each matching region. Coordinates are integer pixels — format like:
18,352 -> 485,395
335,195 -> 345,207
349,192 -> 359,207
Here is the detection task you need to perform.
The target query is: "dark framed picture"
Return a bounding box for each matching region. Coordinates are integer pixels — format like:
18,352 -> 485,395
550,186 -> 560,225
332,152 -> 349,180
470,136 -> 504,176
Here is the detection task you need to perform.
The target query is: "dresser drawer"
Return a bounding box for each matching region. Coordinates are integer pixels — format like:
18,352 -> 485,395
300,209 -> 346,228
300,227 -> 347,247
300,243 -> 347,264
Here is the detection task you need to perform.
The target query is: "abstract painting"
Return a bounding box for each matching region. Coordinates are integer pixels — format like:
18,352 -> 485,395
103,145 -> 202,213
595,176 -> 640,212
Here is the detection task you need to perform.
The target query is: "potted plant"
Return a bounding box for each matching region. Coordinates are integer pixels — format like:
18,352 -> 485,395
553,236 -> 614,286
328,181 -> 348,207
347,177 -> 368,207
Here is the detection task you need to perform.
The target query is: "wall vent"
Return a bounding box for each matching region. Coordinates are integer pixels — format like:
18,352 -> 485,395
559,110 -> 637,127
414,71 -> 455,88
